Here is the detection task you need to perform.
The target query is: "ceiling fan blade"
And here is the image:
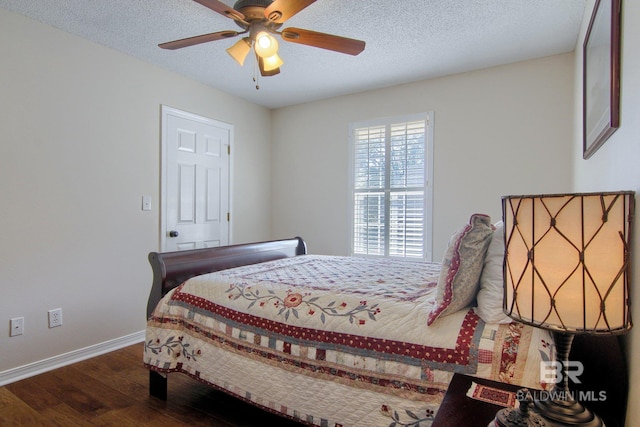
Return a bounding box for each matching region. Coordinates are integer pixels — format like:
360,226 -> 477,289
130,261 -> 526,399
264,0 -> 316,24
281,28 -> 365,56
159,30 -> 239,50
193,0 -> 245,22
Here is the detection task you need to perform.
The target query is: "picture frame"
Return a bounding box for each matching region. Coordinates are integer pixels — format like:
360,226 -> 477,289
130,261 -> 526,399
582,0 -> 621,159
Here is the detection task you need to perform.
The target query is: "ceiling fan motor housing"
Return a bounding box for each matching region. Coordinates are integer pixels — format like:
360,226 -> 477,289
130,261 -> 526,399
234,0 -> 272,6
233,0 -> 283,31
234,0 -> 274,12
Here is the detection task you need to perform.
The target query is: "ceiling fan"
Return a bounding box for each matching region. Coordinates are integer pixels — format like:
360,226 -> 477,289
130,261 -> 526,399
159,0 -> 366,77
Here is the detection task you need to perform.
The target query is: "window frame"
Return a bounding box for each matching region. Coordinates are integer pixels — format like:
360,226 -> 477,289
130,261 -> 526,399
348,112 -> 434,261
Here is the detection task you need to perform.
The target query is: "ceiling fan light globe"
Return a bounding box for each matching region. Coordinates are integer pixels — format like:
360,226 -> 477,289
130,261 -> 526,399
226,38 -> 251,66
254,31 -> 279,58
262,53 -> 283,71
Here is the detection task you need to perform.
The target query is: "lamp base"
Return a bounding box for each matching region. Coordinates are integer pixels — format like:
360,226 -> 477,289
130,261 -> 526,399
533,397 -> 603,427
531,331 -> 604,426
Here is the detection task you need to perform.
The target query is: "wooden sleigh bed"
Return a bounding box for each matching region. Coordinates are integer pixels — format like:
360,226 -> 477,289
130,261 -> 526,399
143,235 -> 628,427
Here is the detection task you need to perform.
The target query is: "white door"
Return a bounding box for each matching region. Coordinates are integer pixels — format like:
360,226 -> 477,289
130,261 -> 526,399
161,106 -> 231,251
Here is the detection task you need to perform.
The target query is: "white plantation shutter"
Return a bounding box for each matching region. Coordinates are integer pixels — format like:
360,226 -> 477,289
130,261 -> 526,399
353,125 -> 386,255
350,114 -> 433,260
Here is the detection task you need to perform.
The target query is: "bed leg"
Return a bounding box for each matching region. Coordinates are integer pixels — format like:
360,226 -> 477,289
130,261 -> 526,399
149,371 -> 167,400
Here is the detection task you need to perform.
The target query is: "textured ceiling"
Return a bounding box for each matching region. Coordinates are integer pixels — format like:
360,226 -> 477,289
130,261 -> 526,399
0,0 -> 587,109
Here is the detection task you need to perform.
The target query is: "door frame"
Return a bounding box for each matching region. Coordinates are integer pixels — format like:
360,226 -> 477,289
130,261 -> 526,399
160,105 -> 233,251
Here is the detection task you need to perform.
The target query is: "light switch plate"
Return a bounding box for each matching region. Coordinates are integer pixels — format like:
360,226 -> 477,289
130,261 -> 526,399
142,195 -> 152,211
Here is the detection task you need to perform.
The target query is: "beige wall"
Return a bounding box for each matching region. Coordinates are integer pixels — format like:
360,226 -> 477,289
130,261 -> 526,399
271,53 -> 575,259
0,9 -> 272,373
572,1 -> 640,424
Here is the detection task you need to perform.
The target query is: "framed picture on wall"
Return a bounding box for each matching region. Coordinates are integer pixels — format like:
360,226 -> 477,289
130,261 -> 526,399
582,0 -> 621,160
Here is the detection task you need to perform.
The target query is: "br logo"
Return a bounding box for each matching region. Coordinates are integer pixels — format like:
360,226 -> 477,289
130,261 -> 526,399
540,361 -> 584,384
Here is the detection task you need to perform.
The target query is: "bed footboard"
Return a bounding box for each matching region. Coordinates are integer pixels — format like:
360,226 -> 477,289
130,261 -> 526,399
146,237 -> 307,400
147,236 -> 307,319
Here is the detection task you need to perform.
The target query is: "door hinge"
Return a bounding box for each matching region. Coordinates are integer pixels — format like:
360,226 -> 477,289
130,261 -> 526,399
227,212 -> 230,222
227,145 -> 230,155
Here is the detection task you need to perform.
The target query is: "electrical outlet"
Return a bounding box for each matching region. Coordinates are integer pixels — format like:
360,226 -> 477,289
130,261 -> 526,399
48,308 -> 63,328
10,317 -> 24,337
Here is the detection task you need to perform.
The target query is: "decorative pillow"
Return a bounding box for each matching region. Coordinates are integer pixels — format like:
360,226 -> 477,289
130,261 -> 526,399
475,221 -> 512,324
427,214 -> 493,325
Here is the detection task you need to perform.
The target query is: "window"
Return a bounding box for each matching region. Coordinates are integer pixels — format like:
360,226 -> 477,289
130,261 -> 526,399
349,113 -> 433,260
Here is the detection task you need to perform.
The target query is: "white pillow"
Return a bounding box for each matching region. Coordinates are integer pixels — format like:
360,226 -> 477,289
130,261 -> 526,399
475,221 -> 512,324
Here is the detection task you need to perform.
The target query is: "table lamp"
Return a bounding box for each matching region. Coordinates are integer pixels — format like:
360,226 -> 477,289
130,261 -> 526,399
493,191 -> 634,427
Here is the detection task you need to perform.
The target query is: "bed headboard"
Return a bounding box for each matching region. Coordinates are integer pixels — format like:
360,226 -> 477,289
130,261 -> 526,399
146,236 -> 307,318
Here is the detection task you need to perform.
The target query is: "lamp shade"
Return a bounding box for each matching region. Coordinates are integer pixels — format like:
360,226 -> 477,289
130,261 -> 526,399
261,53 -> 283,72
226,38 -> 251,66
503,191 -> 634,334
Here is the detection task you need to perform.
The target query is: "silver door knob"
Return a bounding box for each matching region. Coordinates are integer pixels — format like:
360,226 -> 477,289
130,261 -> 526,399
169,230 -> 179,238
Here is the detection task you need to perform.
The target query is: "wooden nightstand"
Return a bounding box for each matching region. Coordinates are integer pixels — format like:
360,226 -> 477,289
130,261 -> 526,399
432,373 -> 524,427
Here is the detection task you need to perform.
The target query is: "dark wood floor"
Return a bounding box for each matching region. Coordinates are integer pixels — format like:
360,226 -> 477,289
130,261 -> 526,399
0,343 -> 304,426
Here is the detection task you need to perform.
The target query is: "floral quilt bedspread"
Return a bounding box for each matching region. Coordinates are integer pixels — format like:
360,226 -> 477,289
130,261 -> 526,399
144,255 -> 552,427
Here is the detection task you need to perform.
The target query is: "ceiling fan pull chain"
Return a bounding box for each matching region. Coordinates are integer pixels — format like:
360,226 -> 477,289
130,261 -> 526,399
253,56 -> 260,90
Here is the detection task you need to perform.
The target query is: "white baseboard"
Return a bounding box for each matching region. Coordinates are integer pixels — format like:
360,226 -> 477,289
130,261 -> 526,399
0,330 -> 145,386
